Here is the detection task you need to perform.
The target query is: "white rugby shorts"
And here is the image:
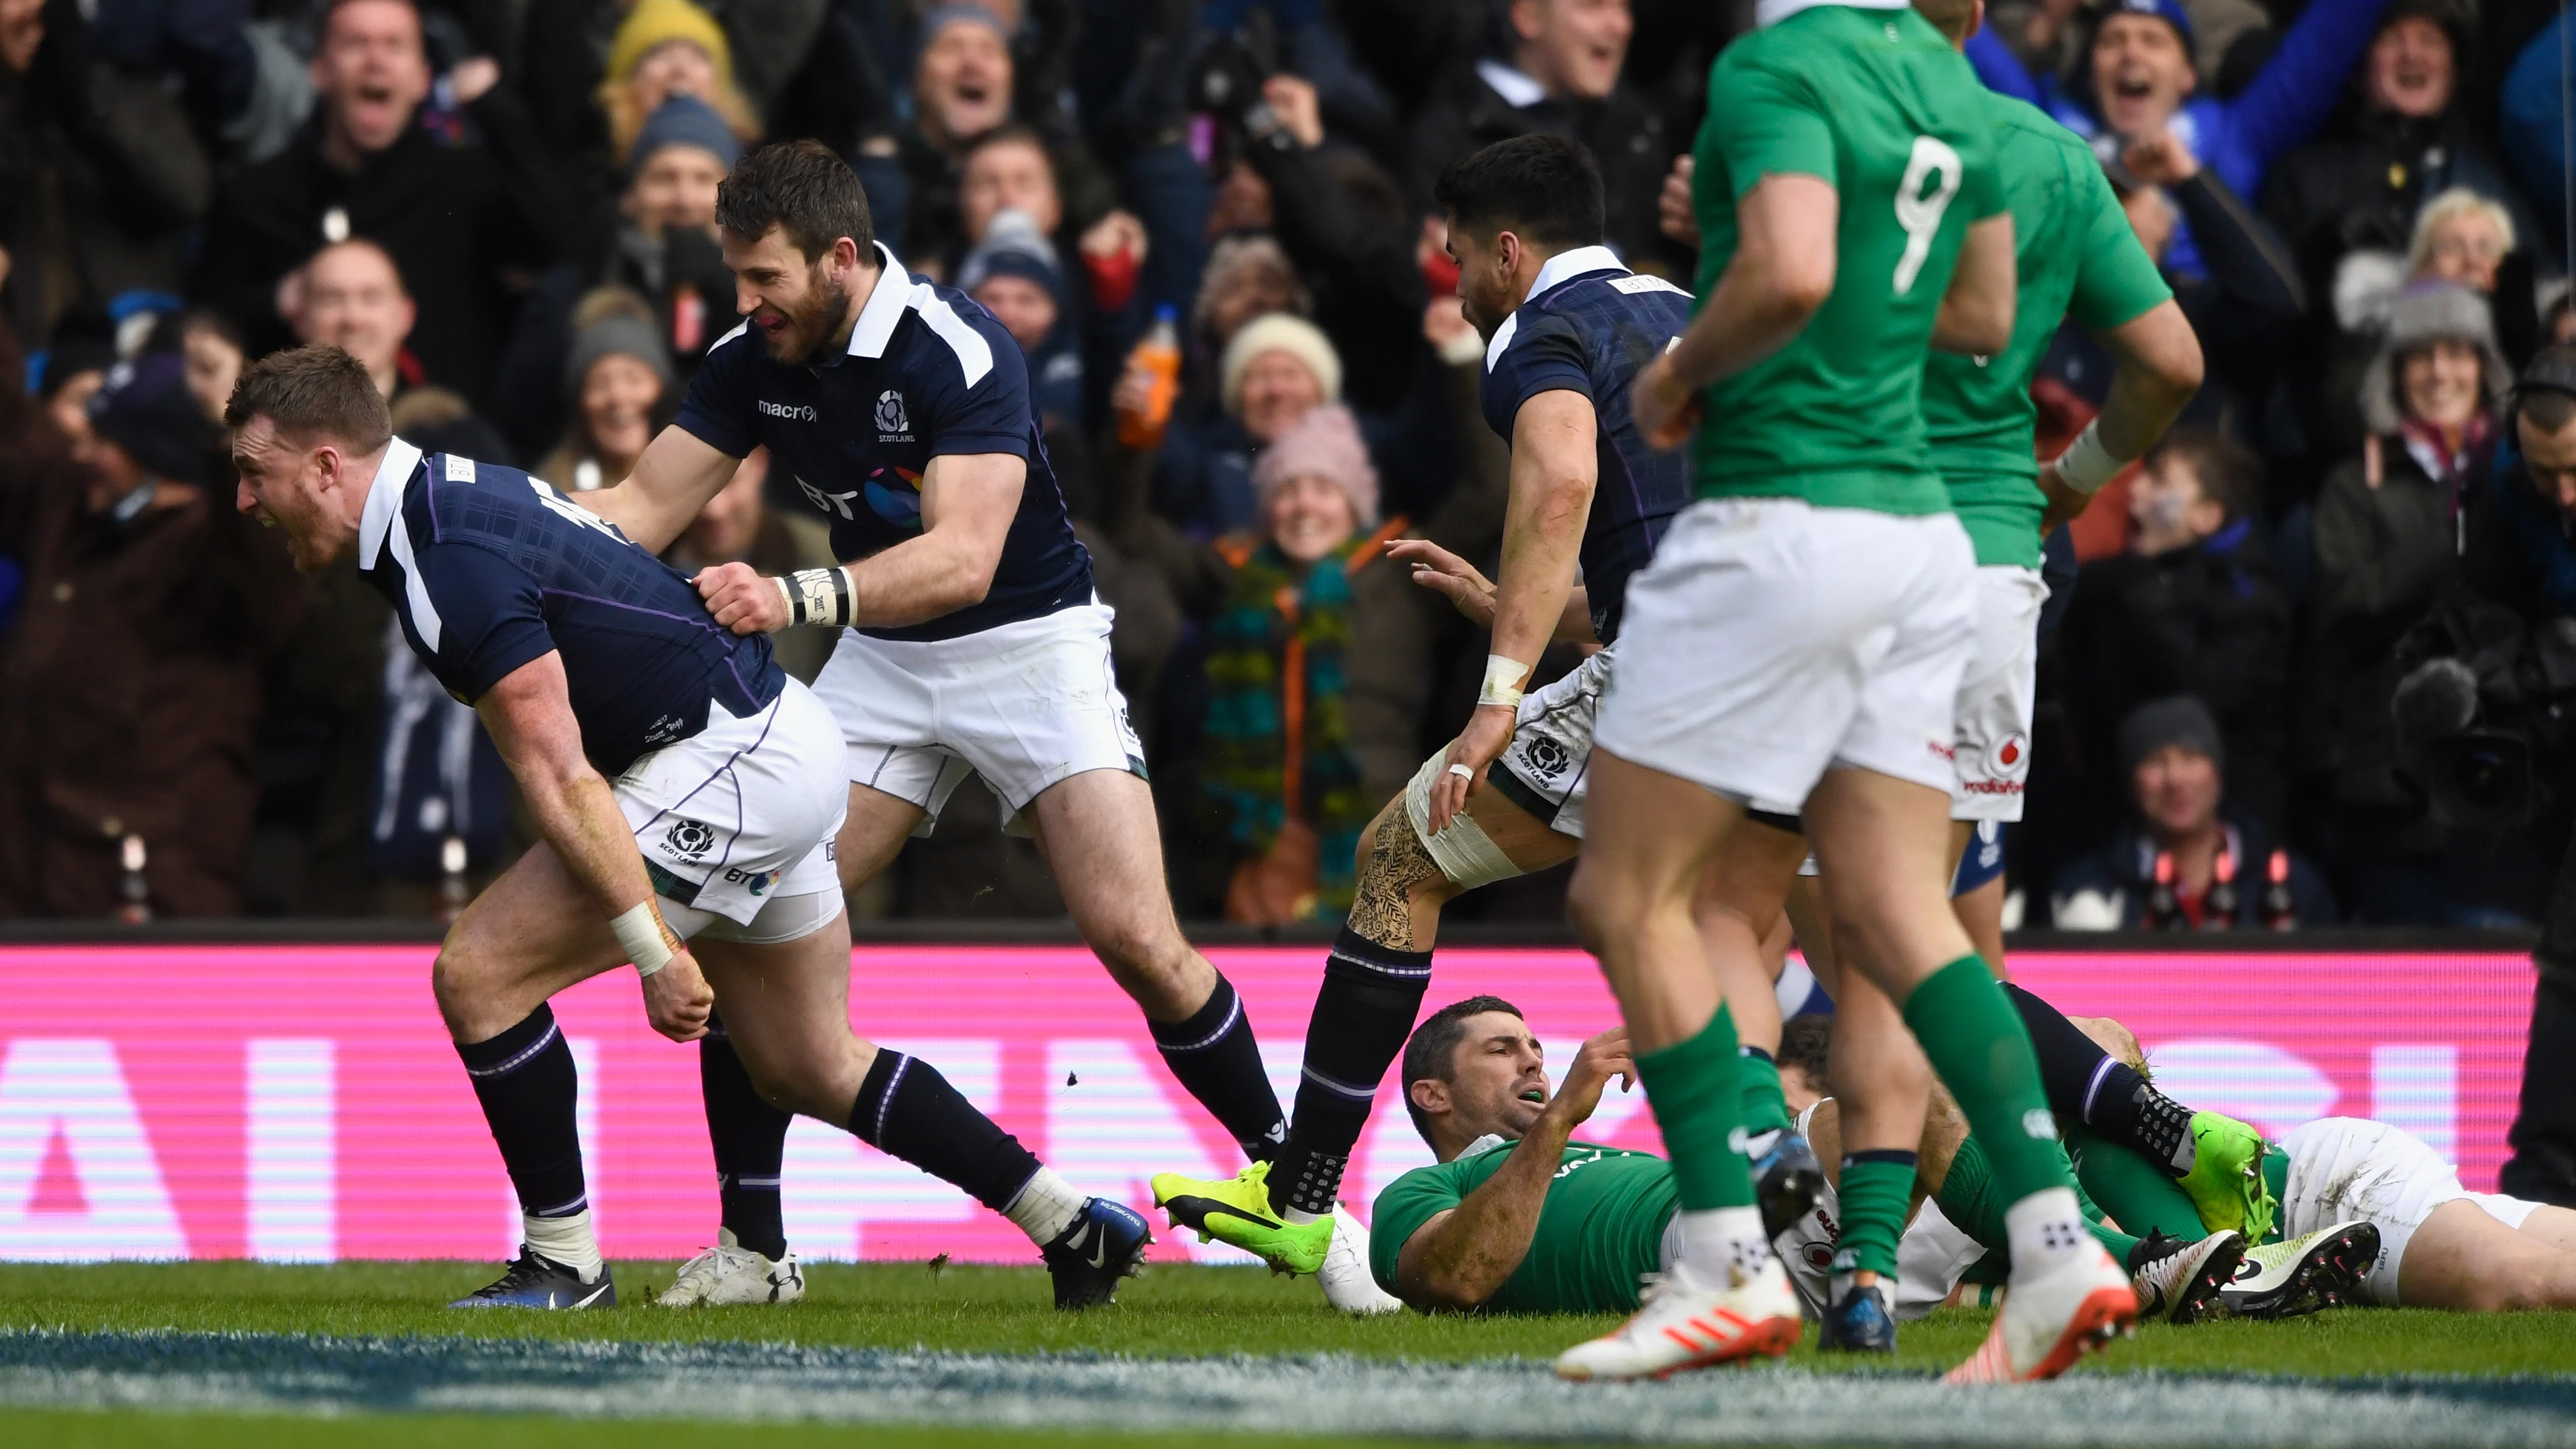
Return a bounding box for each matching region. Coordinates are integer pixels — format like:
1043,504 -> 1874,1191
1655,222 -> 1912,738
1488,643 -> 1615,839
2279,1116 -> 2543,1306
1595,498 -> 1978,815
1773,1102 -> 1990,1319
1951,565 -> 2047,823
620,680 -> 848,930
807,601 -> 1145,835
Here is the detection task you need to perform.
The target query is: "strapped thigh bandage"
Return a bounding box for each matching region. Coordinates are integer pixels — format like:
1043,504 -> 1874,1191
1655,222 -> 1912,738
1403,752 -> 1525,890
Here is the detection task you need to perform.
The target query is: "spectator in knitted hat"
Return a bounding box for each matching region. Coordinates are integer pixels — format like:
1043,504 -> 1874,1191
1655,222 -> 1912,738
540,289 -> 675,494
613,96 -> 743,372
2049,696 -> 2336,928
2299,283 -> 2513,918
1222,313 -> 1342,447
0,325 -> 304,919
960,208 -> 1080,424
1127,310 -> 1347,539
596,0 -> 760,165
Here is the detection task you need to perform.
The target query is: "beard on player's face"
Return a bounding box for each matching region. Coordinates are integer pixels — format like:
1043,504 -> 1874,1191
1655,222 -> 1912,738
757,262 -> 856,366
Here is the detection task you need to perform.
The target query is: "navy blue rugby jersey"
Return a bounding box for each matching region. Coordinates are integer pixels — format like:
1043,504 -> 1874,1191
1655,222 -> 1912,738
675,242 -> 1092,642
1478,245 -> 1695,643
355,439 -> 785,777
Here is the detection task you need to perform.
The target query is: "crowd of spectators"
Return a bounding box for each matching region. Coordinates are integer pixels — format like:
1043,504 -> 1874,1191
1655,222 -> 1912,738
0,0 -> 2570,931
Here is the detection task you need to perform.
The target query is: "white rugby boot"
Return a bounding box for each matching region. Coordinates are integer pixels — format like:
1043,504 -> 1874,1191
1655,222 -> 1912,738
661,1227 -> 806,1307
1945,1238 -> 2135,1383
1553,1256 -> 1802,1381
1318,1205 -> 1405,1316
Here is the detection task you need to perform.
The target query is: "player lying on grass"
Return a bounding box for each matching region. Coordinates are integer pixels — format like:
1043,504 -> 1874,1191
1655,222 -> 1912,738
1898,1002 -> 2576,1313
227,345 -> 1150,1311
1148,132 -> 1821,1310
1366,996 -> 2252,1326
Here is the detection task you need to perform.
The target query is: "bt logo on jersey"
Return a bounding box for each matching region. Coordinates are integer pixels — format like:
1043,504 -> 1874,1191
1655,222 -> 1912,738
757,399 -> 817,422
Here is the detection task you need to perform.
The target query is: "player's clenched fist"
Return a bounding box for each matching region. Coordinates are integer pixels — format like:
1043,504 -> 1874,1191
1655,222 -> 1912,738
694,560 -> 790,634
641,947 -> 715,1042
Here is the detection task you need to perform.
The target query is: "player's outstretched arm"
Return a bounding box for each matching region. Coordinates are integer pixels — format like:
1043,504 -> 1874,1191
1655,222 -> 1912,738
473,650 -> 712,1043
1424,391 -> 1600,832
696,451 -> 1026,634
1395,1030 -> 1634,1309
578,426 -> 744,556
2039,300 -> 2203,530
1384,538 -> 1595,643
1632,173 -> 1839,449
1929,213 -> 2017,357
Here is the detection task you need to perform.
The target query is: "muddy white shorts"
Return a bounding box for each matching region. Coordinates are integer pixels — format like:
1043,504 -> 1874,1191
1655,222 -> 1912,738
1595,499 -> 1978,816
1951,566 -> 2047,822
1488,643 -> 1615,839
807,601 -> 1145,834
2279,1116 -> 2543,1306
620,680 -> 848,931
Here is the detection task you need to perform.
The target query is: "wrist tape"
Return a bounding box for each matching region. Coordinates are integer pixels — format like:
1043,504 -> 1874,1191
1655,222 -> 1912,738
610,900 -> 677,978
778,567 -> 854,627
1477,653 -> 1531,713
2053,419 -> 2124,496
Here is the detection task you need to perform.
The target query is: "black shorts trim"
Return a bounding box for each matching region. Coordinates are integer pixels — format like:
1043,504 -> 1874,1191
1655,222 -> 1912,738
1486,762 -> 1563,828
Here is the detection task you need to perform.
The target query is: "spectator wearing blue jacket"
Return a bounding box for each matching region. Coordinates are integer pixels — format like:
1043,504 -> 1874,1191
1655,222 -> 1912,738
1985,0 -> 2393,279
2503,11 -> 2572,260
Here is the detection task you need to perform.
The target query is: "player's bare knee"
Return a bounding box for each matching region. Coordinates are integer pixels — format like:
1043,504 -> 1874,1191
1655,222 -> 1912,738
2071,1015 -> 2145,1072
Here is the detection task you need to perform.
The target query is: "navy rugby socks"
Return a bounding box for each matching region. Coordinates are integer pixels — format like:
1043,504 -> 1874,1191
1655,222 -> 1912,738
1147,973 -> 1291,1164
700,1016 -> 792,1261
2001,982 -> 2195,1175
456,1003 -> 600,1276
1268,928 -> 1433,1219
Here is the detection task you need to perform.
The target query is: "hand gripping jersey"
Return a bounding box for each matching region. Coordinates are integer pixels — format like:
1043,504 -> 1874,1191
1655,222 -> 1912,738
355,439 -> 785,777
1479,245 -> 1696,643
1685,0 -> 2005,514
675,242 -> 1093,642
1920,91 -> 2172,570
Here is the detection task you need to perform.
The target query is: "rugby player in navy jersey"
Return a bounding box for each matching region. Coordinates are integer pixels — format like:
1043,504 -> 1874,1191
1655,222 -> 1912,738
1144,136 -> 1826,1310
574,141 -> 1291,1296
227,346 -> 1150,1310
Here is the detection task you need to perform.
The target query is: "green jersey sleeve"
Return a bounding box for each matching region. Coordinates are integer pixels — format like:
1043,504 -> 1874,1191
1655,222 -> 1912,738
2065,162 -> 2172,332
1708,58 -> 1836,198
1366,1157 -> 1474,1298
1959,130 -> 2006,222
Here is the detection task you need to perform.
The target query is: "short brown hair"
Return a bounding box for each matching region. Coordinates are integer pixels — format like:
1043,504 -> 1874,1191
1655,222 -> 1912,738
225,344 -> 392,453
715,140 -> 874,263
2144,426 -> 2264,526
1911,0 -> 1979,42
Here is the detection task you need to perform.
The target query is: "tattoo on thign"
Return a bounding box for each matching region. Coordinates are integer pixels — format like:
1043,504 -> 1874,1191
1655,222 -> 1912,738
1348,811 -> 1441,950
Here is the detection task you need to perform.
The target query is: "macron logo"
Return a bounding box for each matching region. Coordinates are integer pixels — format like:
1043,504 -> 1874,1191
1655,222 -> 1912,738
757,399 -> 817,421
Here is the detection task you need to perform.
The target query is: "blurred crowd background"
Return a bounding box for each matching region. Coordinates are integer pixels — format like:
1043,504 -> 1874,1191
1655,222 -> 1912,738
0,0 -> 2572,931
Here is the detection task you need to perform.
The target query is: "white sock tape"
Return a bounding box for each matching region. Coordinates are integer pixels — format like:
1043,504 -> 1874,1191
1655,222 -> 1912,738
610,900 -> 676,978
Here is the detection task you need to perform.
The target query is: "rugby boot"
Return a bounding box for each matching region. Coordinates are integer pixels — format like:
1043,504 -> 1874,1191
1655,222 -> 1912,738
662,1227 -> 805,1307
2219,1220 -> 2378,1319
1150,1160 -> 1333,1274
2125,1229 -> 2242,1325
1818,1278 -> 1898,1353
1944,1241 -> 2134,1384
449,1247 -> 615,1309
1746,1128 -> 1825,1245
1042,1196 -> 1153,1309
1553,1257 -> 1804,1381
1319,1204 -> 1404,1315
2178,1112 -> 2275,1242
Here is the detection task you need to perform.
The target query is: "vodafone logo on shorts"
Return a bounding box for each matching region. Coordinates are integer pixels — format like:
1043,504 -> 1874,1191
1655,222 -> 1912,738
1983,732 -> 2031,781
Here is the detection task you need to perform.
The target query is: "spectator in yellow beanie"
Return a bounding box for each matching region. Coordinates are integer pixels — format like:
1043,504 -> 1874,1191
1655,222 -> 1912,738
598,0 -> 760,164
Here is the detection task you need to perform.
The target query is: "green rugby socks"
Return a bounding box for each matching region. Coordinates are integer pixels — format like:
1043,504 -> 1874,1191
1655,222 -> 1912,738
1834,1151 -> 1915,1280
2067,1124 -> 2207,1242
1738,1045 -> 1794,1139
1901,958 -> 2078,1201
1636,1005 -> 1755,1212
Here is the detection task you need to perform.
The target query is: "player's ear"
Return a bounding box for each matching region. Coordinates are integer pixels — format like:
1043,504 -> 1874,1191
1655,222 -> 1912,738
1409,1078 -> 1451,1119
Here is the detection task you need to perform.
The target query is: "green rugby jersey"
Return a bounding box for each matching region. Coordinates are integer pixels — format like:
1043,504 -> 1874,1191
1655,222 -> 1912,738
1687,1 -> 2004,514
1922,91 -> 2171,568
1369,1139 -> 1679,1314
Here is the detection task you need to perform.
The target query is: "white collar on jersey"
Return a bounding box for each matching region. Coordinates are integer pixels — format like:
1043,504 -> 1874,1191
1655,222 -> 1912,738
1756,0 -> 1908,26
355,435 -> 424,571
1483,245 -> 1630,371
1476,59 -> 1548,109
846,241 -> 915,360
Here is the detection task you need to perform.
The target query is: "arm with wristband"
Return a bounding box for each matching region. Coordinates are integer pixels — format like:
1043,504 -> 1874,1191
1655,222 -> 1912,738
695,451 -> 1028,633
1421,383 -> 1600,835
472,650 -> 713,1042
2038,161 -> 2204,530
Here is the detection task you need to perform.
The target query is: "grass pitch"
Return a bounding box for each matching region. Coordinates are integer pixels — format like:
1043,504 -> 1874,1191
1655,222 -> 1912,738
5,1259 -> 2575,1378
6,1262 -> 2576,1446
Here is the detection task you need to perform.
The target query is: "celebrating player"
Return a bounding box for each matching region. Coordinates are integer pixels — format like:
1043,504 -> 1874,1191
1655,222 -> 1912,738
1739,0 -> 2213,1354
1147,133 -> 1821,1309
575,143 -> 1294,1296
1553,0 -> 2142,1383
226,344 -> 1152,1311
